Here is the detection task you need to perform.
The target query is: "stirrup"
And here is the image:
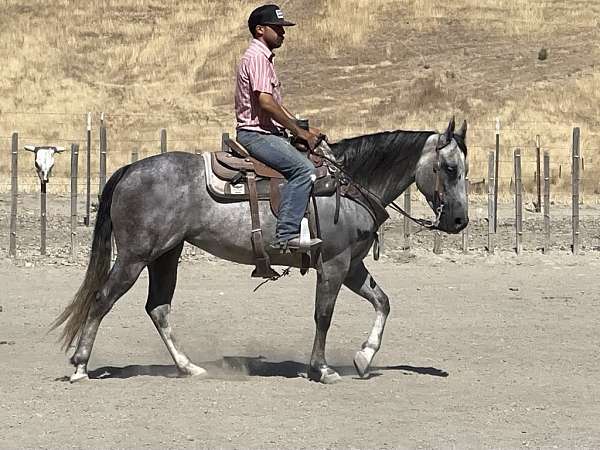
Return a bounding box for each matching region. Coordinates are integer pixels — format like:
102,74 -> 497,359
270,237 -> 322,254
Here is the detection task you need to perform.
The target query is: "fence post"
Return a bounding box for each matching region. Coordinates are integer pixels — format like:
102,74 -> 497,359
85,112 -> 91,226
487,151 -> 495,254
514,148 -> 523,255
543,151 -> 550,254
99,117 -> 107,195
71,143 -> 79,261
572,127 -> 580,254
403,186 -> 411,250
494,117 -> 500,232
160,128 -> 167,154
433,231 -> 443,254
40,180 -> 47,256
379,224 -> 385,258
222,132 -> 229,152
535,135 -> 541,212
462,176 -> 469,253
9,132 -> 18,257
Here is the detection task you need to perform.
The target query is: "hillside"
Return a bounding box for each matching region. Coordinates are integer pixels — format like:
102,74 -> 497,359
1,0 -> 599,194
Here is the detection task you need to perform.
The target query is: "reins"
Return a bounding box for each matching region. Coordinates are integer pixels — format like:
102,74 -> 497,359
317,134 -> 447,231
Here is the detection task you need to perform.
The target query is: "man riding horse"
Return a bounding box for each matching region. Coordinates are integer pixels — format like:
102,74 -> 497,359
235,4 -> 322,251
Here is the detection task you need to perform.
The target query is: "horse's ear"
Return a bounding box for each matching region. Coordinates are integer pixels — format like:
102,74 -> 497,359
457,120 -> 467,142
444,117 -> 455,142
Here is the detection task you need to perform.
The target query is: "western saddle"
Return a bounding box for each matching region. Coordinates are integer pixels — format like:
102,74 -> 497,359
203,133 -> 389,279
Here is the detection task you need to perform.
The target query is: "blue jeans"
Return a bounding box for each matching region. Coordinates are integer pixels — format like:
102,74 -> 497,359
237,130 -> 316,241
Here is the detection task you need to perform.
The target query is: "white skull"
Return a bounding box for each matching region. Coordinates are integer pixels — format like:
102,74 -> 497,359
24,145 -> 65,182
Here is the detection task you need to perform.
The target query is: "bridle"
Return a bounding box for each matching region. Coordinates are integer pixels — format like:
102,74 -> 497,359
387,133 -> 450,230
314,132 -> 456,231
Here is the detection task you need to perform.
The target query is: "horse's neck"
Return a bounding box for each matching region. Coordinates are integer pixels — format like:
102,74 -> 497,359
334,131 -> 432,205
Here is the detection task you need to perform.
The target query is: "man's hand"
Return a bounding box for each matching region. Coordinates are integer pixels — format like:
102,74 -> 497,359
257,93 -> 324,150
298,129 -> 321,151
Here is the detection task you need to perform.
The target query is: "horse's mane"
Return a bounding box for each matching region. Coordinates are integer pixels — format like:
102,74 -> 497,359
329,130 -> 435,184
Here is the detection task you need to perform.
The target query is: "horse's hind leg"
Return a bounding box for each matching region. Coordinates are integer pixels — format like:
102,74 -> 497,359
145,242 -> 207,377
70,257 -> 146,382
343,261 -> 390,378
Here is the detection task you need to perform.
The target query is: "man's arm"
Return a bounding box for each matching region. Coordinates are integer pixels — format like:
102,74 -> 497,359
281,104 -> 321,136
258,92 -> 320,150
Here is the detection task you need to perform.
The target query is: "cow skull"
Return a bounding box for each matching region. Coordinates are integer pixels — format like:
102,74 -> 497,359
24,145 -> 65,183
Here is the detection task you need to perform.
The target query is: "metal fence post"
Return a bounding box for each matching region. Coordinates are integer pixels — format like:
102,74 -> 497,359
85,112 -> 91,226
572,127 -> 580,254
494,117 -> 500,232
40,179 -> 47,255
514,149 -> 523,255
71,144 -> 79,261
487,151 -> 495,254
403,186 -> 411,250
160,128 -> 167,153
9,132 -> 18,257
535,135 -> 541,213
99,119 -> 107,195
462,175 -> 469,253
543,151 -> 550,254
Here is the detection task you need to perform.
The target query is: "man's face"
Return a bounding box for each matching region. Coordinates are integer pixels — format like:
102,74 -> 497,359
257,24 -> 285,49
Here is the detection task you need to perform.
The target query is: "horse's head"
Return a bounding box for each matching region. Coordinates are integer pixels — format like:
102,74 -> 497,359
415,118 -> 469,234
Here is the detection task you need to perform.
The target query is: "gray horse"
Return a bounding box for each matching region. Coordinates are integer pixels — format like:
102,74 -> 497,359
52,118 -> 469,384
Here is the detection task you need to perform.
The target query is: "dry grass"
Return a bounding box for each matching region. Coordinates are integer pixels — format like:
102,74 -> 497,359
0,0 -> 598,195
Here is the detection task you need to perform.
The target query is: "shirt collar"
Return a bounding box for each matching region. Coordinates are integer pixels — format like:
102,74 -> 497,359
251,38 -> 275,61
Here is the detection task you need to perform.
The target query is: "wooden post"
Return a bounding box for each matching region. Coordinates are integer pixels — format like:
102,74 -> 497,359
160,128 -> 167,154
543,151 -> 550,254
9,132 -> 18,257
40,180 -> 47,256
462,176 -> 469,253
222,132 -> 230,152
70,143 -> 79,261
402,186 -> 411,250
99,120 -> 107,195
131,150 -> 139,162
535,135 -> 541,213
514,148 -> 523,255
487,151 -> 495,254
379,224 -> 385,258
433,231 -> 443,254
85,112 -> 91,226
572,127 -> 580,254
493,117 -> 500,232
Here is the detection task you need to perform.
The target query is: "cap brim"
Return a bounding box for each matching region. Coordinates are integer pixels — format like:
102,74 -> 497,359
263,19 -> 296,26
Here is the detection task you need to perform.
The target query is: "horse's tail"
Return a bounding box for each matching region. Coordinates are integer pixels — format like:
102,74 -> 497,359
50,165 -> 130,350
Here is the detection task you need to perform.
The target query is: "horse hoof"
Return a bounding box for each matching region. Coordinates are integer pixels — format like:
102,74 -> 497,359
353,348 -> 375,378
308,366 -> 342,384
321,370 -> 342,384
180,364 -> 208,378
69,372 -> 89,383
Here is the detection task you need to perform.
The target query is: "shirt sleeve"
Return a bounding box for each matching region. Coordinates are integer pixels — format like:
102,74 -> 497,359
247,56 -> 275,95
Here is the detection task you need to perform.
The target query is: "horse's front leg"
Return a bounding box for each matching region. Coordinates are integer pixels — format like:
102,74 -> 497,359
344,261 -> 390,378
308,249 -> 351,384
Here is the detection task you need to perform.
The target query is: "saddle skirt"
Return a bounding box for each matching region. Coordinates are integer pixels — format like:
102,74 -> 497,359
202,140 -> 338,216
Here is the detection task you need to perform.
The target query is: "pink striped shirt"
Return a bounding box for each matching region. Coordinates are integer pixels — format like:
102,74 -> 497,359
235,39 -> 283,134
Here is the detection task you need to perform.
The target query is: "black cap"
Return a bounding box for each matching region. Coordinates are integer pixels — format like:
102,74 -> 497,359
248,4 -> 296,34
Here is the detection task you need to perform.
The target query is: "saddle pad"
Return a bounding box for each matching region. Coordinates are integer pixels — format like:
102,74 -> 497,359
202,153 -> 270,200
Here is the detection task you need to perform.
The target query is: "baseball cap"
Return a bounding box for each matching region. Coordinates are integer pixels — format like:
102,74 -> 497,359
248,4 -> 296,33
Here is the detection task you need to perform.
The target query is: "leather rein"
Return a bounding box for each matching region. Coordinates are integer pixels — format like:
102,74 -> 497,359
318,133 -> 449,231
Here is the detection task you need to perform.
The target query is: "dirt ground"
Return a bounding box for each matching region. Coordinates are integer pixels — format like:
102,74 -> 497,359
2,194 -> 600,449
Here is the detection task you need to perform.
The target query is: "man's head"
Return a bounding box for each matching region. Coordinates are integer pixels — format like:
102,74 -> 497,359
248,4 -> 295,49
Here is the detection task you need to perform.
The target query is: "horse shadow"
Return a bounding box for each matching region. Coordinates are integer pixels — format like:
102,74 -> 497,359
56,356 -> 448,381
